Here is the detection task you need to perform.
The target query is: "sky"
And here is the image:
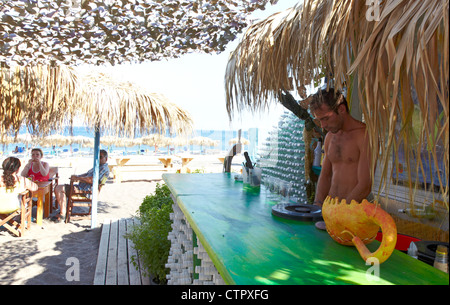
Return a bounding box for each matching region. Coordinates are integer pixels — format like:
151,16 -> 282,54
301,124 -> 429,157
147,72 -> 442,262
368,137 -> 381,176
81,0 -> 302,134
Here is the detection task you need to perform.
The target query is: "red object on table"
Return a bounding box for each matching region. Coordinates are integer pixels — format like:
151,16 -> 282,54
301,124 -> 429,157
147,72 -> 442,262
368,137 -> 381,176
376,232 -> 421,251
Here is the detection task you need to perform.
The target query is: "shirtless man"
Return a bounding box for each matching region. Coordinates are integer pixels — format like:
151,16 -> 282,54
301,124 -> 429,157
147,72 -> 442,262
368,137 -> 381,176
310,89 -> 373,229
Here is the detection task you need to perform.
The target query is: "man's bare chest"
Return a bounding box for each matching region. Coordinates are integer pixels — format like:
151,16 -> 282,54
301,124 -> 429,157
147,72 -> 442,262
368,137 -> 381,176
327,134 -> 360,164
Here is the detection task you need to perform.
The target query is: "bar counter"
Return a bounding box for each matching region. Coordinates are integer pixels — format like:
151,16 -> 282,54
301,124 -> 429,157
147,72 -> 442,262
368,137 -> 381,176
163,173 -> 449,285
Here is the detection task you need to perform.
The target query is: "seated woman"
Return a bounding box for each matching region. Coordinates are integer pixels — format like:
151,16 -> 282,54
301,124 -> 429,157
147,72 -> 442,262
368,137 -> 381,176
1,157 -> 38,214
21,148 -> 50,181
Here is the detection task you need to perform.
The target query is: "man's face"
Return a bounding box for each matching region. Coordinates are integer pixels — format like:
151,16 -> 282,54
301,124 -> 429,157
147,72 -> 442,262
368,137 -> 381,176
100,153 -> 108,164
312,104 -> 343,134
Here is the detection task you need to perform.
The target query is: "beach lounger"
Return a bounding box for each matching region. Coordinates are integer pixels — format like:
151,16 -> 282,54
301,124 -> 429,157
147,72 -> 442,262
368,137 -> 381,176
65,175 -> 108,223
0,190 -> 33,237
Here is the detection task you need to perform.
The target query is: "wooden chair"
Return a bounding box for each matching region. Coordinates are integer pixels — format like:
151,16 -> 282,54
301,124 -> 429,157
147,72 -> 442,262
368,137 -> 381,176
48,166 -> 59,214
0,190 -> 33,237
65,175 -> 108,223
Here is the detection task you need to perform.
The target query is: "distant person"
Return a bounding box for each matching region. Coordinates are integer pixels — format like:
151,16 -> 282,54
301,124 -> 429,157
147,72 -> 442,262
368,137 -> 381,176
1,157 -> 38,214
53,149 -> 109,222
13,146 -> 19,154
21,148 -> 50,182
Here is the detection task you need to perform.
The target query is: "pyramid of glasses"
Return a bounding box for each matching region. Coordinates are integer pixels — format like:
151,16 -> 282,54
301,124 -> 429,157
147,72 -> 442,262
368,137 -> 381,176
259,110 -> 308,203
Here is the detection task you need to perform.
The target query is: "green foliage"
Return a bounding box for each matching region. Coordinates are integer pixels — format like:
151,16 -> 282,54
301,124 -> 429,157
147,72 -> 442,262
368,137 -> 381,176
127,183 -> 173,284
190,168 -> 205,173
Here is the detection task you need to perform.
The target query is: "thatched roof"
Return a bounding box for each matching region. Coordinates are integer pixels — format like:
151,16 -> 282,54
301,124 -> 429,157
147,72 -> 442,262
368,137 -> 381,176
1,65 -> 193,139
0,65 -> 78,136
225,0 -> 449,207
189,136 -> 219,147
76,70 -> 193,138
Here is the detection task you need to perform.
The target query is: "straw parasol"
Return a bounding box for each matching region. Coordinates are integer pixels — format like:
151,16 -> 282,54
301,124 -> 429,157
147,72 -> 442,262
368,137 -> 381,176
189,136 -> 219,147
169,136 -> 190,148
0,65 -> 78,137
141,134 -> 170,147
1,65 -> 194,228
39,134 -> 71,147
75,71 -> 193,138
69,135 -> 95,147
225,0 -> 449,209
229,137 -> 250,146
0,135 -> 14,145
71,69 -> 193,227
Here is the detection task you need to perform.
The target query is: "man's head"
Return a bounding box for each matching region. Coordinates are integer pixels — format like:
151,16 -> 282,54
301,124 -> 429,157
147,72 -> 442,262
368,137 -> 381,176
309,88 -> 348,134
100,149 -> 108,164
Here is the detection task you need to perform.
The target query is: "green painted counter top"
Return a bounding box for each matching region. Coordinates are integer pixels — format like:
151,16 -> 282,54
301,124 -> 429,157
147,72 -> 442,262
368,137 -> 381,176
162,173 -> 449,285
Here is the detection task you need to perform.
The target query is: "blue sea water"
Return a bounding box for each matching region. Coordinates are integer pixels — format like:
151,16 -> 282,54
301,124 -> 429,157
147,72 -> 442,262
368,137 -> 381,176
3,126 -> 252,156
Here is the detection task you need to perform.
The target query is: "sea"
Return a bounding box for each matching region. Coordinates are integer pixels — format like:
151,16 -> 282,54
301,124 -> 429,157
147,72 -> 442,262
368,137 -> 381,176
2,126 -> 257,157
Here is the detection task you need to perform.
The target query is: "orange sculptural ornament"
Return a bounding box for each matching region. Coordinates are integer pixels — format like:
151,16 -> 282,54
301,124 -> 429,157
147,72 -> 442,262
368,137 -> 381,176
322,196 -> 397,264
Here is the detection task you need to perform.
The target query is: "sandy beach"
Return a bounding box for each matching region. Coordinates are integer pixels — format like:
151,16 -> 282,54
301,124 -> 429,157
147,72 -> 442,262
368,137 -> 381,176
0,153 -> 244,285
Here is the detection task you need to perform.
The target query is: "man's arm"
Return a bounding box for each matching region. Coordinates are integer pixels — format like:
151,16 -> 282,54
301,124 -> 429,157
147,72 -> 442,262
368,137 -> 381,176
313,135 -> 331,207
71,175 -> 93,184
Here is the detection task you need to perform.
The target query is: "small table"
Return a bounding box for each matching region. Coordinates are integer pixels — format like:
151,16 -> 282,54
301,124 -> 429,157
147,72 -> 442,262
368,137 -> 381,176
158,157 -> 173,168
32,181 -> 52,226
116,158 -> 130,166
180,157 -> 194,167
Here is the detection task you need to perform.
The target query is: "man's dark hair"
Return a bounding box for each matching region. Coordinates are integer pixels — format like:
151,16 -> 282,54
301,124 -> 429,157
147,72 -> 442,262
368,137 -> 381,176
100,149 -> 108,159
310,88 -> 348,113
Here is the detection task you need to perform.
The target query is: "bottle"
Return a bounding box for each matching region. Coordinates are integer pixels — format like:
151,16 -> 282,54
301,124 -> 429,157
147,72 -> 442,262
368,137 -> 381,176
313,141 -> 322,167
433,245 -> 448,273
397,206 -> 435,219
407,242 -> 418,259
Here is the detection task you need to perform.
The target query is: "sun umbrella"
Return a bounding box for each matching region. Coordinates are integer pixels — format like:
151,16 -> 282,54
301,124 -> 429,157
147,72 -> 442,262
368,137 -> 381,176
0,135 -> 14,145
39,134 -> 70,147
141,134 -> 170,146
16,133 -> 38,146
0,65 -> 78,137
169,136 -> 189,147
69,135 -> 95,147
1,65 -> 194,228
120,137 -> 143,148
74,71 -> 193,138
71,70 -> 193,228
189,136 -> 219,147
229,137 -> 250,146
100,136 -> 122,147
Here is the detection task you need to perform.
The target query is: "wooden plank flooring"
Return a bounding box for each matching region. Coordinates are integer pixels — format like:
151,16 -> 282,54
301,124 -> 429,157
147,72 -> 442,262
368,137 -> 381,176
94,218 -> 151,285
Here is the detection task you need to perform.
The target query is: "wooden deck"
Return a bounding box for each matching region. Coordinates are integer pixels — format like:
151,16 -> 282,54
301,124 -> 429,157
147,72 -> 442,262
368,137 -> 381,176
94,218 -> 151,285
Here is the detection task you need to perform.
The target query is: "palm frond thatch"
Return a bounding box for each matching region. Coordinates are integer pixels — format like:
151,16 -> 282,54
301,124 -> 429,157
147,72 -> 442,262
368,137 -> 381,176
76,72 -> 194,138
0,65 -> 78,136
189,136 -> 219,147
229,137 -> 250,145
1,65 -> 194,151
225,0 -> 449,209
